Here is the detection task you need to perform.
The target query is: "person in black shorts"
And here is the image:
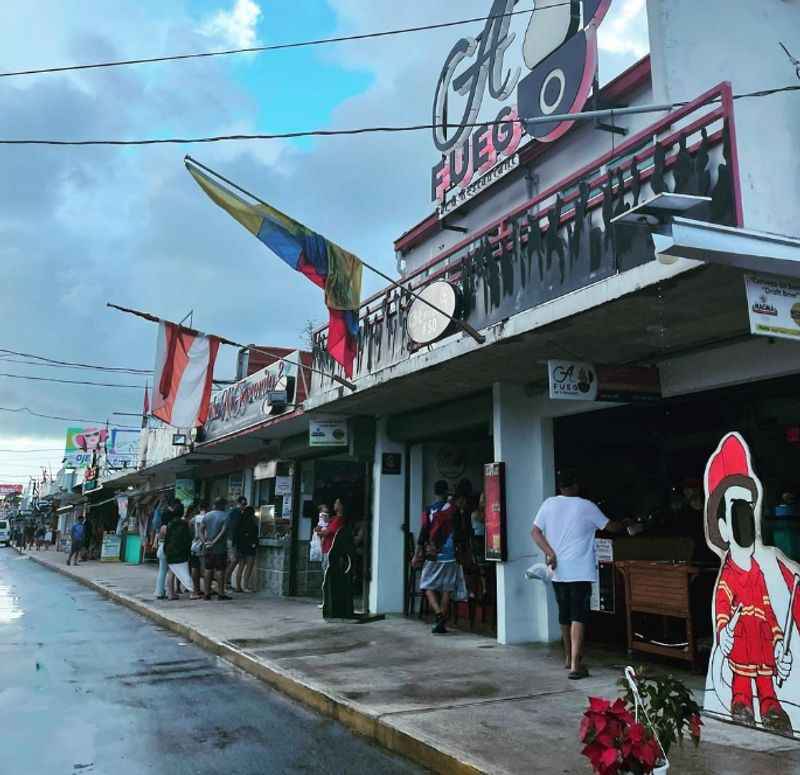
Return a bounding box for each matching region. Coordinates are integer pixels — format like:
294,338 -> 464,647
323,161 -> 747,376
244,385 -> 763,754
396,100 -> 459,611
234,506 -> 259,593
531,470 -> 624,679
202,498 -> 231,600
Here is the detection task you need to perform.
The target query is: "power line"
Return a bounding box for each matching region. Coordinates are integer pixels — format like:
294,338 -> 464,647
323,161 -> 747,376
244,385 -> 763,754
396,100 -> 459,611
0,348 -> 150,375
0,85 -> 796,147
0,4 -> 554,80
0,449 -> 64,454
0,405 -> 138,427
0,371 -> 144,390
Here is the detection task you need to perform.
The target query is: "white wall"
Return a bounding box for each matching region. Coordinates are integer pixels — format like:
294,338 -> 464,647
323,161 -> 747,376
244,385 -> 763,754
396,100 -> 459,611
493,382 -> 560,644
648,0 -> 800,237
369,418 -> 406,614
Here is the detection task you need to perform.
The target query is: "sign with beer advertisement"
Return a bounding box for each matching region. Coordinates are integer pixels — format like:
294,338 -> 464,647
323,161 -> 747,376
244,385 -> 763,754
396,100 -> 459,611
309,417 -> 348,448
483,462 -> 507,562
745,273 -> 800,342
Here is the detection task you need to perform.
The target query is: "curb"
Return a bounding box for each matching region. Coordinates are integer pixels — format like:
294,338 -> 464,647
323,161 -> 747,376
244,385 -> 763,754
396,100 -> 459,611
24,553 -> 484,775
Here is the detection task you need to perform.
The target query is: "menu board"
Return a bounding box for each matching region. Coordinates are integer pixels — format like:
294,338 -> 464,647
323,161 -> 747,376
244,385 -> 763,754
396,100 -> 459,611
483,462 -> 507,562
100,532 -> 122,562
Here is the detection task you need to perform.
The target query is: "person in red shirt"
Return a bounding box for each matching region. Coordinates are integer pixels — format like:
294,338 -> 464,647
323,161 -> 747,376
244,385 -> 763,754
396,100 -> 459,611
317,497 -> 347,570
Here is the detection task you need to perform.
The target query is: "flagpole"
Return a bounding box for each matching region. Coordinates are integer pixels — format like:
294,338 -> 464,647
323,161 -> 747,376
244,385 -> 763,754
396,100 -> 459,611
106,302 -> 357,392
184,155 -> 487,346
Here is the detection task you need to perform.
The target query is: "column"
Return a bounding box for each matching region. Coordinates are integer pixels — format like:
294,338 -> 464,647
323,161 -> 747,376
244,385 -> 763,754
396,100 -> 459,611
369,417 -> 406,614
493,382 -> 560,644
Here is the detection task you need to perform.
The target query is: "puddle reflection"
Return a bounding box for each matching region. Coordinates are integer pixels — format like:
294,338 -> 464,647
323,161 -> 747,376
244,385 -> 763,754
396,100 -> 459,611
0,582 -> 23,623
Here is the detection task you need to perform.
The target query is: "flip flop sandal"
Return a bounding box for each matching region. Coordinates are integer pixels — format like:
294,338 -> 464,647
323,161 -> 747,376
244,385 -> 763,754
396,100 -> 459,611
568,668 -> 590,680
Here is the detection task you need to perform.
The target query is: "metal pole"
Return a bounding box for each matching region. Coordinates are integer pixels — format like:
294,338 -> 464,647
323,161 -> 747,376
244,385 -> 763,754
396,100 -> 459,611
185,156 -> 487,345
106,302 -> 357,391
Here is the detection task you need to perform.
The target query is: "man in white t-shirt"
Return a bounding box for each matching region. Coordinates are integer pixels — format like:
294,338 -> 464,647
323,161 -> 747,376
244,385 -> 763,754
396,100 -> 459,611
531,470 -> 623,680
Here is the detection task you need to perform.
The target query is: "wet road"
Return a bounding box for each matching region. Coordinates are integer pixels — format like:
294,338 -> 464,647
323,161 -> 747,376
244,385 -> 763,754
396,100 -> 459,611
0,549 -> 425,775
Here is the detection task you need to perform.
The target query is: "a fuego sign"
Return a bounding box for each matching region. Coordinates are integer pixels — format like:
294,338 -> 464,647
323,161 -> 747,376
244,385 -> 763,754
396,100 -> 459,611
431,0 -> 611,215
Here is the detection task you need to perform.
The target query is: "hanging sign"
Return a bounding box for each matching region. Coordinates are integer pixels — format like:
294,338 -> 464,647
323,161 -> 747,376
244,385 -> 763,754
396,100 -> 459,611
744,274 -> 800,342
430,0 -> 611,214
548,361 -> 661,403
407,282 -> 460,345
483,462 -> 507,562
175,479 -> 195,509
0,484 -> 22,497
309,417 -> 348,447
275,476 -> 294,497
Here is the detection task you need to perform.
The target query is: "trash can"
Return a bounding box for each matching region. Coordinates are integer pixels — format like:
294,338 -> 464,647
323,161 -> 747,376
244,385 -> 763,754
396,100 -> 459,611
124,533 -> 142,564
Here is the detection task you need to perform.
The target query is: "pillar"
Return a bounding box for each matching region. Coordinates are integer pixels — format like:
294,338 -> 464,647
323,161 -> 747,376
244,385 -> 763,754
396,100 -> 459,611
493,382 -> 560,644
369,417 -> 406,614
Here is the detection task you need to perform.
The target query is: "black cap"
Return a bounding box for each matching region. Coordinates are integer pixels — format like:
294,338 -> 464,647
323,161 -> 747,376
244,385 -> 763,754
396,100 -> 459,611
557,468 -> 579,490
434,480 -> 450,497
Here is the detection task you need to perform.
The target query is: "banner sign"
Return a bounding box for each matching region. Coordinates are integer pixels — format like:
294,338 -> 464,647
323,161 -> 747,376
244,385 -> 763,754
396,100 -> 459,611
204,354 -> 299,442
430,0 -> 611,215
309,417 -> 348,448
106,428 -> 140,469
483,462 -> 507,562
745,274 -> 800,342
0,484 -> 22,497
64,426 -> 108,469
548,361 -> 661,403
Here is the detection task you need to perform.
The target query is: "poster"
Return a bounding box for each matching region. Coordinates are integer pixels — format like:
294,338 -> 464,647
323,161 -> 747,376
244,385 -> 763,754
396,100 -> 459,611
281,494 -> 293,520
175,479 -> 195,509
64,427 -> 108,469
115,495 -> 129,536
100,533 -> 122,562
745,273 -> 800,341
106,428 -> 140,469
591,538 -> 615,613
275,476 -> 293,497
483,462 -> 507,562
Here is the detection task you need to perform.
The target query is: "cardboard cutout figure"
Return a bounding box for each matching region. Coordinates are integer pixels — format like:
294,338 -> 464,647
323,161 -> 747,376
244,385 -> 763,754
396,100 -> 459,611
704,433 -> 800,736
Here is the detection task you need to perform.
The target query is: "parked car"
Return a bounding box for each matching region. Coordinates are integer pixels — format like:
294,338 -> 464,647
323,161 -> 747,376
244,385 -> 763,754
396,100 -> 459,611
0,519 -> 10,546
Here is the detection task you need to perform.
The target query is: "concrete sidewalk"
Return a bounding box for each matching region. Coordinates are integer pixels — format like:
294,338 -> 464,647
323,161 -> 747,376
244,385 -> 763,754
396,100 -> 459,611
19,548 -> 800,774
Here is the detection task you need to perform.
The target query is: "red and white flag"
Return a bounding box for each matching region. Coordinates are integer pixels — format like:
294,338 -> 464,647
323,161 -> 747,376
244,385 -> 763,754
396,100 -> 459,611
151,322 -> 220,428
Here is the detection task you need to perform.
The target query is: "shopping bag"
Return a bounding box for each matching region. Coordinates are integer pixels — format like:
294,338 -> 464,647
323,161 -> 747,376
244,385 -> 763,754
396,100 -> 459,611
309,533 -> 322,562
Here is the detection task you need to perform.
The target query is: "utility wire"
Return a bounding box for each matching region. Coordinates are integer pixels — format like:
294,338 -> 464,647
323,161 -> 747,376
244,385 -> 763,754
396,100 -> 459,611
0,3 -> 554,80
0,372 -> 144,389
0,348 -> 150,375
0,85 -> 796,147
0,405 -> 138,427
0,449 -> 65,454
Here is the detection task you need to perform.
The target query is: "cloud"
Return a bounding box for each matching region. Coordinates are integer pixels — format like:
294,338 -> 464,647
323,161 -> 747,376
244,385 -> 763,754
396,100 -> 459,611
200,0 -> 263,49
598,0 -> 649,59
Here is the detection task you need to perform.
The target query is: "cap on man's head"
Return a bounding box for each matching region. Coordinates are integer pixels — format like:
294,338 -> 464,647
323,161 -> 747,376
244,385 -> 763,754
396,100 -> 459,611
557,468 -> 579,490
434,480 -> 450,497
237,496 -> 247,506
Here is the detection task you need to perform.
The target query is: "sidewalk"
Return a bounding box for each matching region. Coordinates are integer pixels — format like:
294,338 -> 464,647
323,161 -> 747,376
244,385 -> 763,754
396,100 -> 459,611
21,548 -> 800,775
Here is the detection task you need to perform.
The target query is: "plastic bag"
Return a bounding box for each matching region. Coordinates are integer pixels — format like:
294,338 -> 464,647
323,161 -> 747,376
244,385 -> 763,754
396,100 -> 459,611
309,533 -> 322,562
524,562 -> 553,582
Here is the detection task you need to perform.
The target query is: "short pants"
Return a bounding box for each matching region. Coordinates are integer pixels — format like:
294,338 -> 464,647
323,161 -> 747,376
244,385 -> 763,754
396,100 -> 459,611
189,553 -> 203,572
205,552 -> 227,572
552,581 -> 592,626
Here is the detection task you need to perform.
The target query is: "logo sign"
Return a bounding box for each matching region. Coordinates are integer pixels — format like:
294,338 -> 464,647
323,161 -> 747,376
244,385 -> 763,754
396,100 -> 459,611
548,360 -> 661,403
407,282 -> 460,345
431,0 -> 611,209
0,484 -> 22,497
483,462 -> 507,562
517,0 -> 611,141
204,353 -> 299,442
309,417 -> 348,448
745,274 -> 800,342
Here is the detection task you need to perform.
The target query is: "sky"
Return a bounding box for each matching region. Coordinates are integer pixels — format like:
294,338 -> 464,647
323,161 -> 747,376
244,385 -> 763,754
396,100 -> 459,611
0,0 -> 648,485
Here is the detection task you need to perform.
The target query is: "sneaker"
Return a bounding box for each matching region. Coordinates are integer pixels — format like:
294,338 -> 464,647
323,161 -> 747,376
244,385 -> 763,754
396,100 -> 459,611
432,614 -> 447,634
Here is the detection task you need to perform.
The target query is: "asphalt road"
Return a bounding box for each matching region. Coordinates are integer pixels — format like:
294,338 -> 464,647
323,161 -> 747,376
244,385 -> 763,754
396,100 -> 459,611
0,548 -> 425,775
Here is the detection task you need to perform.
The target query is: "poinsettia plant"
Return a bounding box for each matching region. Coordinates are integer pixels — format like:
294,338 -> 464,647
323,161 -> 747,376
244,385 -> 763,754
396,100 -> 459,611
580,697 -> 661,775
617,668 -> 702,756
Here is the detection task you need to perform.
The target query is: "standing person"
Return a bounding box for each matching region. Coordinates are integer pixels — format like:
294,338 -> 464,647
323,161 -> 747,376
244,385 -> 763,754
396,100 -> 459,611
317,500 -> 346,591
202,498 -> 231,601
531,469 -> 624,680
164,505 -> 193,600
412,481 -> 461,635
154,517 -> 169,600
225,496 -> 247,589
188,502 -> 207,600
234,506 -> 259,593
66,516 -> 85,566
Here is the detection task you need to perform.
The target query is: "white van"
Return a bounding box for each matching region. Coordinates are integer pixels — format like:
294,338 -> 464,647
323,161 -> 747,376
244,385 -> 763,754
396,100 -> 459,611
0,519 -> 10,546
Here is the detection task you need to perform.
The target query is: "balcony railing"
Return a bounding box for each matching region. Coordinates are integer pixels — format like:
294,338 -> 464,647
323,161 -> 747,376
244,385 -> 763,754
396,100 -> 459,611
311,82 -> 742,394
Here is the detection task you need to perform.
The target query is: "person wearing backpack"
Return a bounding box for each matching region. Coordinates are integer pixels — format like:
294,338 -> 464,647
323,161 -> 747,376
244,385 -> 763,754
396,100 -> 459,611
67,516 -> 85,566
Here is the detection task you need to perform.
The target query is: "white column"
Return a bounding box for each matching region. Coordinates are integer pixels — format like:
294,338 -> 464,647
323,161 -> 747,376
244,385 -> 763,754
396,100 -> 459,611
369,417 -> 406,614
493,382 -> 560,644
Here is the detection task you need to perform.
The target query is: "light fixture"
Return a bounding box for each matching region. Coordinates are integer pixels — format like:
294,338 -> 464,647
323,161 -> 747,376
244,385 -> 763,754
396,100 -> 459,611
172,433 -> 189,446
610,193 -> 711,227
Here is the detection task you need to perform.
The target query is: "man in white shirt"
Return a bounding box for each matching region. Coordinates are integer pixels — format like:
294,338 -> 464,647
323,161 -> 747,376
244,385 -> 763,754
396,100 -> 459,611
531,470 -> 623,680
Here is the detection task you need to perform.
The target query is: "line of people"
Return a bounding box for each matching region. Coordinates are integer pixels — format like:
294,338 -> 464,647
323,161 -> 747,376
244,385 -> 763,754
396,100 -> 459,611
153,495 -> 259,601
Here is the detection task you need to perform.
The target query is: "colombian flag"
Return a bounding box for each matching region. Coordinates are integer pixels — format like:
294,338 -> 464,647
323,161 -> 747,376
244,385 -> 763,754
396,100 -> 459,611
186,161 -> 362,377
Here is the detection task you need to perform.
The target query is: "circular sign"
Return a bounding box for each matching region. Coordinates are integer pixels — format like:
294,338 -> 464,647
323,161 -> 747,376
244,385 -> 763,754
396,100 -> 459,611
407,281 -> 460,345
